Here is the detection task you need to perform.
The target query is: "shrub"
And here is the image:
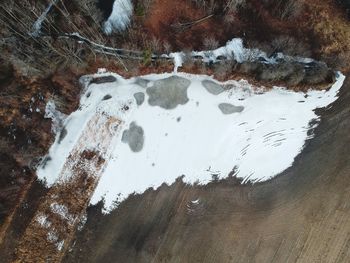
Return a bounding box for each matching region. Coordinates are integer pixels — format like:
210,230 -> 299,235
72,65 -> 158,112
192,0 -> 217,14
261,0 -> 303,20
142,48 -> 152,65
135,3 -> 146,17
225,0 -> 246,13
271,36 -> 311,57
203,37 -> 219,50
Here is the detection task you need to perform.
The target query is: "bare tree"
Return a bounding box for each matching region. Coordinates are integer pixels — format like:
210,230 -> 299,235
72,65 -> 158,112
203,37 -> 219,50
163,41 -> 172,53
192,0 -> 217,14
225,0 -> 246,12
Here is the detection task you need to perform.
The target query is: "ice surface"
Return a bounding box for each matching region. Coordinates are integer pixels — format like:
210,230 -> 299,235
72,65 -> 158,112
37,71 -> 345,212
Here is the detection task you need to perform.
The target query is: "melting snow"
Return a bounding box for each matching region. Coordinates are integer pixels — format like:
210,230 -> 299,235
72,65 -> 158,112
103,0 -> 133,34
47,230 -> 58,243
30,0 -> 58,37
50,203 -> 75,225
191,199 -> 200,205
169,52 -> 184,73
36,214 -> 52,228
37,70 -> 345,212
169,38 -> 315,67
56,240 -> 65,251
45,100 -> 66,134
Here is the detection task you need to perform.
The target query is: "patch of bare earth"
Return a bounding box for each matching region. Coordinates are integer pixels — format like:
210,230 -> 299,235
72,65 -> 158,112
13,114 -> 121,262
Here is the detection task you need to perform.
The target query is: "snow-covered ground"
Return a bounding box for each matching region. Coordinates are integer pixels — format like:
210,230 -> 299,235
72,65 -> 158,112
169,38 -> 314,69
37,70 -> 345,212
103,0 -> 133,34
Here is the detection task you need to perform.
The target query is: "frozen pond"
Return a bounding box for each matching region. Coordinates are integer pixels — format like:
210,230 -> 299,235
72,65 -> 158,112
38,72 -> 345,211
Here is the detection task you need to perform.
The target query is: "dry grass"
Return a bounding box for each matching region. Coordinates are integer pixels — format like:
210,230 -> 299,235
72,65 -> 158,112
303,0 -> 350,70
14,115 -> 121,262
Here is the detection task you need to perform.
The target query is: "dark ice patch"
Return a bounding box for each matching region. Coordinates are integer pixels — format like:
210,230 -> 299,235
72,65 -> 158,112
122,122 -> 144,152
135,78 -> 150,88
90,75 -> 117,85
41,156 -> 52,169
218,103 -> 244,114
146,76 -> 190,110
102,94 -> 112,101
202,80 -> 225,95
58,127 -> 67,144
134,92 -> 145,106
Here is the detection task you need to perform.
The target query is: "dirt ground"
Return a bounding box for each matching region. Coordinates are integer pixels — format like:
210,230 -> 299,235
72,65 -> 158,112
59,74 -> 350,263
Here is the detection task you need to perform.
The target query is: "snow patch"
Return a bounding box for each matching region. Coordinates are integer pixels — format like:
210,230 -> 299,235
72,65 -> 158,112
36,70 -> 345,212
56,240 -> 64,251
103,0 -> 133,34
45,100 -> 66,134
36,214 -> 52,228
50,203 -> 75,225
191,199 -> 200,205
30,0 -> 58,37
169,52 -> 184,73
168,38 -> 316,69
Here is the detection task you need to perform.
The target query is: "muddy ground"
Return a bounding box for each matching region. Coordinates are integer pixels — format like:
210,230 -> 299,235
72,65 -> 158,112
48,74 -> 350,262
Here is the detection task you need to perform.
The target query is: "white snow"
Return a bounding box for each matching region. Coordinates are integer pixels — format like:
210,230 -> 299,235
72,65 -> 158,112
44,100 -> 66,134
97,68 -> 107,74
103,0 -> 133,34
56,240 -> 65,251
168,38 -> 315,65
191,199 -> 200,205
169,52 -> 184,73
30,0 -> 58,37
37,70 -> 345,212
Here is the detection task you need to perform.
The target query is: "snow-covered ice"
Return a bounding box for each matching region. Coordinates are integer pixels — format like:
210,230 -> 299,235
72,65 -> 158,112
103,0 -> 133,34
37,70 -> 345,212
